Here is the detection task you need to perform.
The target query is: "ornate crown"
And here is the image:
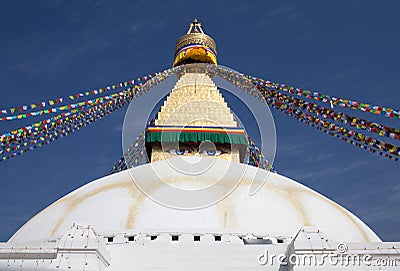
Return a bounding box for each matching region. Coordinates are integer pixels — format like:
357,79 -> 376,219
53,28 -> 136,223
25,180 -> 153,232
173,19 -> 217,67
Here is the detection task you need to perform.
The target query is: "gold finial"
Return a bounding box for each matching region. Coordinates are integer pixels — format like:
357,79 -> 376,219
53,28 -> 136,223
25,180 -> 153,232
187,18 -> 204,34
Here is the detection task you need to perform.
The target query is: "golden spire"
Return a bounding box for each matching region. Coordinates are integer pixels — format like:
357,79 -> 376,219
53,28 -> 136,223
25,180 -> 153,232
173,19 -> 217,67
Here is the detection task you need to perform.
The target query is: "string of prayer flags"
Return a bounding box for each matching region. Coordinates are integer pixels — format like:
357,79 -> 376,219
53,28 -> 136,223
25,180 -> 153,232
216,66 -> 399,161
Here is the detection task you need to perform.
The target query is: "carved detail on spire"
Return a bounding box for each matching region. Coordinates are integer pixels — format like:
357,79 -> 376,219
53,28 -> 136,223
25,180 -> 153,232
174,19 -> 217,56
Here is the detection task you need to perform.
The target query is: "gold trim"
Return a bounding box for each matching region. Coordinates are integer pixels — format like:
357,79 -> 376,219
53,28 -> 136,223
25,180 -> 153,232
175,33 -> 217,55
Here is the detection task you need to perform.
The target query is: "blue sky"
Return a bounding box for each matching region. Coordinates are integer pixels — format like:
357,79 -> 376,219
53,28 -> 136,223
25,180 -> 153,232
0,0 -> 399,241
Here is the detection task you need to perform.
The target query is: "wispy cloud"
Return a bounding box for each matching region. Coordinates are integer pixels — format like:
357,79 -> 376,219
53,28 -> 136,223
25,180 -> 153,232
387,183 -> 400,203
360,205 -> 400,223
306,151 -> 337,162
113,125 -> 123,132
262,3 -> 305,23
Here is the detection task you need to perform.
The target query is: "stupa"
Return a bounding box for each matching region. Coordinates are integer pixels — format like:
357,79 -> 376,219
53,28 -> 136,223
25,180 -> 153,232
0,19 -> 398,271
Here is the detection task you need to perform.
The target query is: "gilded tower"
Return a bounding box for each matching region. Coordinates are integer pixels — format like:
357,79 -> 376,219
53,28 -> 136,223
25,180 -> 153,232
145,19 -> 247,163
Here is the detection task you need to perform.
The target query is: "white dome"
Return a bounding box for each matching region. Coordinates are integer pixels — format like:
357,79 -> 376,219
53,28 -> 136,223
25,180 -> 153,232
10,158 -> 380,243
